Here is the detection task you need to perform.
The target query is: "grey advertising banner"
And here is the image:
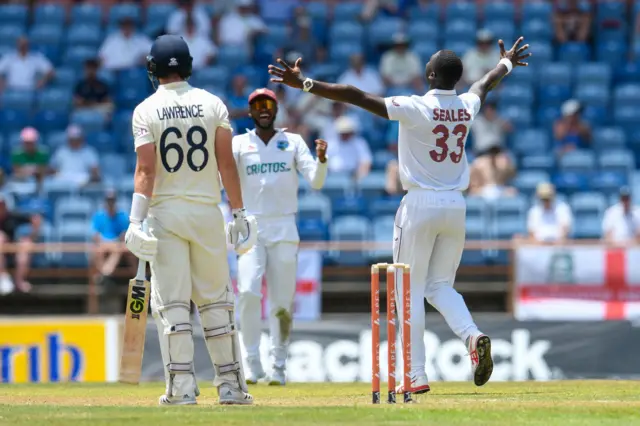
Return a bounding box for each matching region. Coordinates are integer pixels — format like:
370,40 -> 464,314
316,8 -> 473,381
140,315 -> 640,382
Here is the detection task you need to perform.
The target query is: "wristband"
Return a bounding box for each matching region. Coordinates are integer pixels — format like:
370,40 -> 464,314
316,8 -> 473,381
499,58 -> 513,74
130,193 -> 149,224
302,78 -> 314,92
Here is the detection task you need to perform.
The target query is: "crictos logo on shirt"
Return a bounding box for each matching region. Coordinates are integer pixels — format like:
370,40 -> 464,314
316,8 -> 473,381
246,162 -> 292,176
0,321 -> 110,383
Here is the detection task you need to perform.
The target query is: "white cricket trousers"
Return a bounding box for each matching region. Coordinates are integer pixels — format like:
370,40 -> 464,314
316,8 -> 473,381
236,215 -> 299,369
393,189 -> 481,377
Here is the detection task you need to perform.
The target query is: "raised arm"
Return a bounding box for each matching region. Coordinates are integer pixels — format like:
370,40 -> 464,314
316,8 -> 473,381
469,37 -> 531,105
268,58 -> 389,119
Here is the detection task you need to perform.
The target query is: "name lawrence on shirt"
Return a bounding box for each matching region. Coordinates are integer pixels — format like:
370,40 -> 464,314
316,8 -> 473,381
157,104 -> 205,120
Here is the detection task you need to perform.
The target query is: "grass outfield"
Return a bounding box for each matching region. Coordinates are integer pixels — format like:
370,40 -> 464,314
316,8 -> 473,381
0,381 -> 639,425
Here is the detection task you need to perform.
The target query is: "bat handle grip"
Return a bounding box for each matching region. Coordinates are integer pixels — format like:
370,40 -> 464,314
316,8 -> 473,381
135,220 -> 149,281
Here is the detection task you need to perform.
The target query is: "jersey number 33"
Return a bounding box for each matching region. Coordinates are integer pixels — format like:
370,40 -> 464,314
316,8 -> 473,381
160,125 -> 209,173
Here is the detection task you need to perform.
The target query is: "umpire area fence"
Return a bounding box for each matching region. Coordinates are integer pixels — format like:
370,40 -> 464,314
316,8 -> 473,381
0,239 -> 625,314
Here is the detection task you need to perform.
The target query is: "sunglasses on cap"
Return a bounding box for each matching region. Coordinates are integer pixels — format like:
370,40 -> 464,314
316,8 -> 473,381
250,99 -> 276,110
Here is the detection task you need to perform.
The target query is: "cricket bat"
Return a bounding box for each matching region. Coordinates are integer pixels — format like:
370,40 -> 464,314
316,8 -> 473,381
119,226 -> 151,384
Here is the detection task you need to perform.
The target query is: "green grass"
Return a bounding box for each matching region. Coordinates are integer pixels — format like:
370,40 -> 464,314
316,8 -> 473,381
0,381 -> 639,425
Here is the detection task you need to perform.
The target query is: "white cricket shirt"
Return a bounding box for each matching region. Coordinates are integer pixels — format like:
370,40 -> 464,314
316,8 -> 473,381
602,203 -> 640,242
132,81 -> 231,206
384,89 -> 482,191
232,129 -> 327,217
527,202 -> 574,242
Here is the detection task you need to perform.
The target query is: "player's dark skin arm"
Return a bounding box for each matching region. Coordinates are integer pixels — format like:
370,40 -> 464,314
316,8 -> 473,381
268,59 -> 389,119
469,37 -> 531,104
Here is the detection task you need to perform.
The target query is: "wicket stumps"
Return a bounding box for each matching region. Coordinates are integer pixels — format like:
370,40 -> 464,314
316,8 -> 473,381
371,263 -> 411,404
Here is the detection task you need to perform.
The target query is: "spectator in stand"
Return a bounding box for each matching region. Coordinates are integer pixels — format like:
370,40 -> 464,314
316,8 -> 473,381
554,99 -> 591,156
602,187 -> 640,245
99,17 -> 152,71
0,195 -> 41,294
320,102 -> 361,146
461,29 -> 500,87
227,74 -> 253,132
379,33 -> 422,90
338,53 -> 385,96
49,125 -> 100,188
73,59 -> 113,116
0,36 -> 53,92
385,158 -> 403,195
468,146 -> 517,201
180,15 -> 217,70
273,84 -> 293,128
11,127 -> 49,182
527,183 -> 573,243
167,0 -> 211,38
286,16 -> 317,66
361,0 -> 399,22
326,116 -> 372,180
218,0 -> 267,52
554,0 -> 592,43
91,190 -> 134,285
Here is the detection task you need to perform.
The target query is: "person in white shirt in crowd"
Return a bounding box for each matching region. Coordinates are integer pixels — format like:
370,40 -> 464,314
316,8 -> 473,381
326,116 -> 372,179
232,88 -> 327,385
527,182 -> 573,243
602,187 -> 640,244
380,33 -> 422,90
462,29 -> 500,87
99,17 -> 152,71
49,125 -> 100,188
180,15 -> 217,70
338,53 -> 384,96
0,36 -> 53,92
218,0 -> 267,52
167,0 -> 211,38
319,102 -> 361,145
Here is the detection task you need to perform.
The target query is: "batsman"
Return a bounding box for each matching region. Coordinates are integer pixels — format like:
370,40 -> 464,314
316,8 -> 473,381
233,88 -> 328,385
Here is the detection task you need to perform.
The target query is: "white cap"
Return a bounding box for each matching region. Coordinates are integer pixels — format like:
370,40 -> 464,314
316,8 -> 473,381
536,182 -> 556,199
335,116 -> 357,134
561,99 -> 581,117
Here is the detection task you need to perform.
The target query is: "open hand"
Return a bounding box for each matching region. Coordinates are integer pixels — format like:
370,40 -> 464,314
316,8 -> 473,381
499,36 -> 531,68
315,139 -> 327,163
268,58 -> 305,89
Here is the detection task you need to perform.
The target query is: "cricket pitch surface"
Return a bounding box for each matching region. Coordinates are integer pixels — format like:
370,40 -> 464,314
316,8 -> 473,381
0,381 -> 639,425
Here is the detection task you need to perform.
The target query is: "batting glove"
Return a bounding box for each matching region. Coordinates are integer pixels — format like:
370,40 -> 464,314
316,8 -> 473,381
226,208 -> 257,255
125,222 -> 158,262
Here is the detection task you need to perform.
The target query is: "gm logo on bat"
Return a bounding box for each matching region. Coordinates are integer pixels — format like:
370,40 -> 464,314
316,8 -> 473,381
129,283 -> 147,319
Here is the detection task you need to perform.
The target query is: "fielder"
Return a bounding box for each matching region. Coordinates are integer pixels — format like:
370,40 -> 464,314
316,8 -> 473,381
232,88 -> 328,385
269,38 -> 530,393
125,35 -> 257,405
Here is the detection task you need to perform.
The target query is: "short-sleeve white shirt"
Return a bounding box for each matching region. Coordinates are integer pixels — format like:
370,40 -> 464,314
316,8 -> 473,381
602,203 -> 640,242
0,51 -> 52,90
527,202 -> 574,242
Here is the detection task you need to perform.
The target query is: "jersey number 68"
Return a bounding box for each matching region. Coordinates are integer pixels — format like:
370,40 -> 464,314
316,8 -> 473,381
159,126 -> 209,173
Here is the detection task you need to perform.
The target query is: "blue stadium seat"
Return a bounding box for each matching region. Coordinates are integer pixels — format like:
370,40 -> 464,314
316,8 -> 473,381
616,62 -> 640,84
593,127 -> 627,151
589,172 -> 627,197
367,18 -> 404,49
66,25 -> 103,48
445,19 -> 476,42
310,63 -> 342,81
369,215 -> 394,261
559,150 -> 596,173
597,40 -> 627,66
570,192 -> 606,221
613,105 -> 640,132
298,192 -> 332,223
329,215 -> 371,266
0,25 -> 25,45
412,41 -> 439,63
482,21 -> 515,44
512,171 -> 550,196
407,22 -> 438,44
522,19 -> 552,40
6,132 -> 21,150
305,2 -> 329,20
462,217 -> 486,265
298,218 -> 328,242
190,66 -> 228,88
108,3 -> 142,26
115,68 -> 148,90
100,153 -> 127,184
264,24 -> 289,47
38,89 -> 72,113
52,68 -> 77,91
484,2 -> 515,21
330,42 -> 362,68
512,128 -> 550,156
1,90 -> 34,111
0,4 -> 28,26
34,4 -> 65,26
520,154 -> 555,173
576,62 -> 612,85
573,218 -> 602,239
55,197 -> 94,224
613,84 -> 640,107
146,3 -> 176,23
29,25 -> 64,46
408,3 -> 440,21
46,131 -> 68,150
597,0 -> 625,22
332,2 -> 363,22
323,173 -> 354,201
494,217 -> 527,240
497,84 -> 534,106
493,196 -> 528,221
599,150 -> 635,173
70,110 -> 106,134
57,220 -> 90,267
538,84 -> 571,106
582,105 -> 608,126
558,42 -> 591,63
505,64 -> 534,85
70,4 -> 102,26
329,22 -> 364,44
64,46 -> 98,68
522,2 -> 552,21
86,131 -> 115,154
116,87 -> 148,110
368,197 -> 401,218
357,171 -> 386,200
553,171 -> 589,194
574,84 -> 610,107
217,46 -> 250,68
34,110 -> 68,133
498,105 -> 532,127
332,195 -> 367,218
446,2 -> 477,20
528,42 -> 552,65
466,196 -> 487,223
541,63 -> 573,86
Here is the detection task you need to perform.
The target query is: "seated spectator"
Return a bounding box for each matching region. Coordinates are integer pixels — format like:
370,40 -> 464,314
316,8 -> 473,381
527,183 -> 573,243
338,53 -> 385,96
0,36 -> 53,92
554,100 -> 591,156
286,16 -> 317,65
0,195 -> 41,294
462,30 -> 500,86
227,75 -> 253,132
326,116 -> 372,180
11,127 -> 49,181
91,190 -> 134,284
218,0 -> 267,52
361,0 -> 399,22
49,125 -> 100,188
471,101 -> 512,156
320,102 -> 361,145
379,33 -> 422,90
73,59 -> 113,115
181,15 -> 217,70
385,158 -> 403,195
468,146 -> 517,201
99,17 -> 152,71
167,0 -> 211,38
554,0 -> 592,43
602,187 -> 640,245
